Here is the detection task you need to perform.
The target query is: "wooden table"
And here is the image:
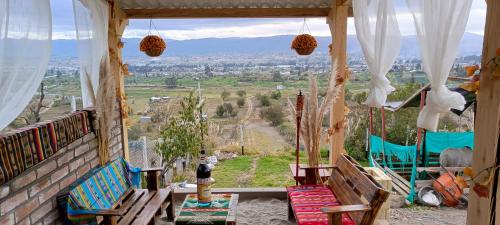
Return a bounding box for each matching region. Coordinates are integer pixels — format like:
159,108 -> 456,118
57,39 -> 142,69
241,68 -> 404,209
289,164 -> 333,185
174,193 -> 238,225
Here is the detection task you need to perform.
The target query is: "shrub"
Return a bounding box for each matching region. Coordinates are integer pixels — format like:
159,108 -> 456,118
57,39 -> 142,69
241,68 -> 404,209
261,104 -> 285,126
221,90 -> 230,101
271,91 -> 281,100
236,90 -> 246,97
237,98 -> 245,108
216,103 -> 236,118
216,105 -> 225,117
257,94 -> 271,107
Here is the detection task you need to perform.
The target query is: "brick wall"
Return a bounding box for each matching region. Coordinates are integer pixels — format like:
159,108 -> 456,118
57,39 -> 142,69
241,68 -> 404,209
0,114 -> 124,225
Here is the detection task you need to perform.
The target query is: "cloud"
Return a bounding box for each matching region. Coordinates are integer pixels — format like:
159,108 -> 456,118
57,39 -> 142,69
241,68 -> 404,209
51,0 -> 486,40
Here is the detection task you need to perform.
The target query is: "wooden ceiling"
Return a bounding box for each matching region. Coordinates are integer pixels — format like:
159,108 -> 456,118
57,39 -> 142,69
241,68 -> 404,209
117,0 -> 352,18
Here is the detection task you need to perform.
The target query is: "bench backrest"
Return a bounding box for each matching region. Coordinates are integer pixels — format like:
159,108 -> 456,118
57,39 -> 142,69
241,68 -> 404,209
328,155 -> 389,225
68,158 -> 132,210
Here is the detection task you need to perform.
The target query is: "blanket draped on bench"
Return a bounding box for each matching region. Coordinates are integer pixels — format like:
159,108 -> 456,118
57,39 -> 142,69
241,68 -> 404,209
66,158 -> 141,225
287,185 -> 355,225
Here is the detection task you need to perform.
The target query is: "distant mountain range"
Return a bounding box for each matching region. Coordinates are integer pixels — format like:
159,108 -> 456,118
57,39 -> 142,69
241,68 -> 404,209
52,33 -> 483,59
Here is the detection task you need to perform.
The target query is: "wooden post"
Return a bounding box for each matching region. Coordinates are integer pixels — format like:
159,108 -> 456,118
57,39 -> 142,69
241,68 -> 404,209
328,0 -> 349,166
368,107 -> 373,134
416,91 -> 426,166
108,1 -> 131,161
466,1 -> 500,224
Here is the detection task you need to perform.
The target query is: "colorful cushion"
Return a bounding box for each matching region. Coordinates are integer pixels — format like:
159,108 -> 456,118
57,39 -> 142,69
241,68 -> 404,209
287,185 -> 355,225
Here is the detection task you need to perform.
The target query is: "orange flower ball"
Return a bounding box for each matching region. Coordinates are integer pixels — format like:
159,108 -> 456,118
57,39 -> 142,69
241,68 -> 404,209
140,35 -> 166,57
291,34 -> 318,55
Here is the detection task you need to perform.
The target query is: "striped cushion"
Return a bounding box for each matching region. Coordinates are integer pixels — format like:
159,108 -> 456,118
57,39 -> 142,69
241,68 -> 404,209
287,185 -> 355,225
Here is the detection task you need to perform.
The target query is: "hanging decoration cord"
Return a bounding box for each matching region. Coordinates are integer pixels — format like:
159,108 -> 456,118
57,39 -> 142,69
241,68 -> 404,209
148,18 -> 162,37
299,18 -> 312,34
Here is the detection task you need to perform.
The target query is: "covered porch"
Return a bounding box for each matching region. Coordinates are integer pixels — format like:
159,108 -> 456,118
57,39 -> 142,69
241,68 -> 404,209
0,0 -> 499,225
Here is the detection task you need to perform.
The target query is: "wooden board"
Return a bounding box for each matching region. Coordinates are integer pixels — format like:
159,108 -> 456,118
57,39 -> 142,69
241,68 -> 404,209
123,8 -> 343,18
385,168 -> 410,196
328,0 -> 349,165
118,190 -> 156,225
337,156 -> 380,202
289,164 -> 332,184
466,1 -> 500,225
132,189 -> 170,225
416,167 -> 465,173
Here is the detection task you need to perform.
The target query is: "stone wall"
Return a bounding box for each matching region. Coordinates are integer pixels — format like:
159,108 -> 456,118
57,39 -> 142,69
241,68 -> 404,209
0,113 -> 124,225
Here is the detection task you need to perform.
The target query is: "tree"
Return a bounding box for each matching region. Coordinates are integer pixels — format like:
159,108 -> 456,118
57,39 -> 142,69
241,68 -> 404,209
261,104 -> 285,126
236,90 -> 246,97
257,94 -> 271,107
21,82 -> 48,125
204,64 -> 213,78
237,98 -> 245,108
165,76 -> 177,88
272,71 -> 282,82
221,90 -> 230,101
158,91 -> 207,170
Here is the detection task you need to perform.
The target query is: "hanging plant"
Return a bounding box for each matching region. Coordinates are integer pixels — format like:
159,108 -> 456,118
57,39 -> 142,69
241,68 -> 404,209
140,35 -> 166,57
139,20 -> 166,57
292,34 -> 318,55
291,19 -> 317,56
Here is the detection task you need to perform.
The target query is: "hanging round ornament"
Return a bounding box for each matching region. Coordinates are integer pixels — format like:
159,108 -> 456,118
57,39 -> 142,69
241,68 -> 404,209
291,19 -> 317,56
139,19 -> 166,57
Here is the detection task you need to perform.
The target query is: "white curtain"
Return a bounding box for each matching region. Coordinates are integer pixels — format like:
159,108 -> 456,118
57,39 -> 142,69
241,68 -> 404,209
0,0 -> 52,130
353,0 -> 401,108
73,0 -> 109,108
407,0 -> 472,131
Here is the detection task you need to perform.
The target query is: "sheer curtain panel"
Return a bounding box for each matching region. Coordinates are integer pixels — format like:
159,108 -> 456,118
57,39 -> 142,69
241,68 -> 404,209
0,0 -> 52,130
73,0 -> 109,108
353,0 -> 401,108
407,0 -> 472,131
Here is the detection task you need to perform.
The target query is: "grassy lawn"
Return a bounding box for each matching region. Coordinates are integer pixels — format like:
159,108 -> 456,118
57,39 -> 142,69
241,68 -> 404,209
209,149 -> 370,188
251,155 -> 295,187
211,156 -> 252,188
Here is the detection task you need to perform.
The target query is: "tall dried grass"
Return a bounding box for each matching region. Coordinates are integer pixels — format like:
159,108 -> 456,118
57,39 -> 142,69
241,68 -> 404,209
96,54 -> 116,165
289,69 -> 345,182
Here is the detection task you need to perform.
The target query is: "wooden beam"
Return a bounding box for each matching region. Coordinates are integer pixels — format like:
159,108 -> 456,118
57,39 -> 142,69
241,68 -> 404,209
466,0 -> 500,224
123,7 -> 354,19
109,1 -> 131,161
328,3 -> 348,165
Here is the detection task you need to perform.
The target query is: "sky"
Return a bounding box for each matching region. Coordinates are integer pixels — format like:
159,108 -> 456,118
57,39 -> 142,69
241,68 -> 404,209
51,0 -> 487,40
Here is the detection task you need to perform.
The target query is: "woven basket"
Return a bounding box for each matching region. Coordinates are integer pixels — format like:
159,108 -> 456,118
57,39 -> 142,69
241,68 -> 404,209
140,35 -> 166,57
291,34 -> 317,56
294,47 -> 315,56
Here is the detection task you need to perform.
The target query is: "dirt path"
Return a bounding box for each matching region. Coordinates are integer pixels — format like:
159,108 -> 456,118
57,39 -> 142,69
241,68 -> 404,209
236,157 -> 258,186
245,121 -> 291,153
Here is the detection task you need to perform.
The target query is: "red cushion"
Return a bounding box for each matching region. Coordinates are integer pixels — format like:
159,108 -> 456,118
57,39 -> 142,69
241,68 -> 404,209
287,185 -> 355,225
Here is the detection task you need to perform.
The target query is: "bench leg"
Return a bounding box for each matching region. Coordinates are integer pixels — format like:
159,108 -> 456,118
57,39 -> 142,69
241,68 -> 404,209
166,190 -> 175,221
287,196 -> 294,220
327,213 -> 343,225
103,216 -> 118,225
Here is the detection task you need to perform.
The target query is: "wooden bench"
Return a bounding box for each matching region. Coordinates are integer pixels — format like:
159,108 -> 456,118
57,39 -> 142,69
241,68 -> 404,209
64,158 -> 174,225
287,154 -> 390,225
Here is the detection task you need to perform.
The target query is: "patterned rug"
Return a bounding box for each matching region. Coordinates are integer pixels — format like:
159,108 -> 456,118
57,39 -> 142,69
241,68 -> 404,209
0,110 -> 91,186
175,194 -> 233,225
